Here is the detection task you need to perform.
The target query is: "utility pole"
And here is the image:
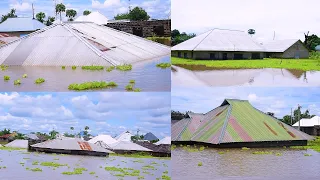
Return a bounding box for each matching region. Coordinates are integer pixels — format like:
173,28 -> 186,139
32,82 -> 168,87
32,3 -> 35,19
298,104 -> 301,131
53,0 -> 57,20
290,108 -> 293,125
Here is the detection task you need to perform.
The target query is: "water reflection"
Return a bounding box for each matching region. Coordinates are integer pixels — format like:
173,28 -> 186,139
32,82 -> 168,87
172,147 -> 320,180
172,65 -> 320,87
0,56 -> 170,92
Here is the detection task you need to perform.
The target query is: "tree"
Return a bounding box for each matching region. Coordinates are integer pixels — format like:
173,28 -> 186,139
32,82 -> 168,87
83,10 -> 91,16
0,128 -> 11,136
66,9 -> 77,21
281,115 -> 292,125
49,130 -> 58,139
171,30 -> 196,46
304,31 -> 320,51
1,8 -> 17,23
83,126 -> 90,136
248,29 -> 255,37
171,29 -> 180,39
36,12 -> 46,23
114,13 -> 130,20
267,112 -> 275,117
55,3 -> 66,21
114,7 -> 150,21
45,16 -> 55,26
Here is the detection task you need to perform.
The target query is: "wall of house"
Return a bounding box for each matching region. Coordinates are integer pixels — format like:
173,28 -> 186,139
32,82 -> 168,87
283,41 -> 309,58
172,51 -> 264,60
106,20 -> 171,37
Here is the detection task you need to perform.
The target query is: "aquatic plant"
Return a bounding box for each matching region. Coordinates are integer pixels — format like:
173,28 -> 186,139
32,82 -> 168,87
156,63 -> 171,69
3,75 -> 10,81
142,165 -> 155,170
22,74 -> 28,78
134,88 -> 141,92
125,84 -> 134,91
218,152 -> 225,154
14,79 -> 21,85
129,80 -> 135,84
275,153 -> 282,156
304,153 -> 312,156
116,64 -> 132,71
30,168 -> 42,172
138,176 -> 145,179
89,171 -> 96,175
199,146 -> 205,151
82,66 -> 104,70
197,162 -> 203,166
62,66 -> 65,69
252,151 -> 272,155
72,66 -> 77,70
162,174 -> 171,180
40,161 -> 67,167
291,136 -> 320,152
35,78 -> 45,84
68,81 -> 118,91
241,147 -> 250,150
106,66 -> 115,72
0,65 -> 8,71
62,168 -> 87,175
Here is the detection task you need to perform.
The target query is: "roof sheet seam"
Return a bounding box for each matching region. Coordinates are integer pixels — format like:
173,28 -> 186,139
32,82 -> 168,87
192,29 -> 214,51
176,118 -> 192,141
218,105 -> 233,144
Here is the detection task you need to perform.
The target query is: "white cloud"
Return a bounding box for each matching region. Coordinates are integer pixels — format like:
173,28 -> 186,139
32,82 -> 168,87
10,2 -> 32,12
92,0 -> 122,9
0,92 -> 19,105
248,93 -> 257,102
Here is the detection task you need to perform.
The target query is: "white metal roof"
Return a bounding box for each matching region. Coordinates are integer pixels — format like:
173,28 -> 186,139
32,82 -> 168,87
292,116 -> 320,127
261,39 -> 301,52
0,22 -> 170,66
155,136 -> 171,145
0,17 -> 45,32
108,141 -> 152,151
115,131 -> 133,142
31,138 -> 114,153
88,135 -> 118,145
5,140 -> 28,148
172,29 -> 265,52
75,11 -> 109,25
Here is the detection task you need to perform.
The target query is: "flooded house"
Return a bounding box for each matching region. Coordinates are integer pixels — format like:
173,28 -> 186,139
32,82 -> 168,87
115,131 -> 134,142
0,21 -> 170,66
144,132 -> 159,141
172,99 -> 313,147
30,138 -> 114,156
293,116 -> 320,136
75,11 -> 109,25
135,137 -> 171,157
0,132 -> 17,143
171,29 -> 309,59
5,139 -> 28,148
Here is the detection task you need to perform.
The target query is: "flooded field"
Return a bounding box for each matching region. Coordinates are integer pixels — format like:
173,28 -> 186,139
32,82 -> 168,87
172,65 -> 320,87
0,56 -> 170,92
172,146 -> 320,180
0,150 -> 171,180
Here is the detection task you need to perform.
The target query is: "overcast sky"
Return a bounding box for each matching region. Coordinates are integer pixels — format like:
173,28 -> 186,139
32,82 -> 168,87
172,0 -> 320,42
0,92 -> 171,139
0,0 -> 170,21
172,87 -> 320,119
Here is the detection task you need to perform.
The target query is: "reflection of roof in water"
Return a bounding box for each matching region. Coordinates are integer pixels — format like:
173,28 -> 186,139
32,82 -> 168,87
172,99 -> 314,144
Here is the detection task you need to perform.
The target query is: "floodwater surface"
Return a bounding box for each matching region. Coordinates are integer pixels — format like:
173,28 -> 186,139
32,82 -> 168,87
0,150 -> 171,180
172,65 -> 320,87
172,147 -> 320,180
0,56 -> 170,92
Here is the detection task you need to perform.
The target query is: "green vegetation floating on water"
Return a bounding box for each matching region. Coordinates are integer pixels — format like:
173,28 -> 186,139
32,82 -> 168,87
291,136 -> 320,152
1,65 -> 8,71
125,84 -> 133,91
62,168 -> 87,175
72,66 -> 77,70
68,81 -> 118,90
82,66 -> 104,70
40,161 -> 67,167
22,74 -> 27,78
62,66 -> 65,69
35,78 -> 45,84
197,162 -> 203,166
110,152 -> 169,159
156,63 -> 171,69
32,161 -> 39,165
106,66 -> 115,72
241,147 -> 250,150
304,153 -> 312,156
105,166 -> 141,177
125,80 -> 141,92
30,168 -> 42,172
129,79 -> 135,84
116,64 -> 132,71
14,79 -> 21,85
252,151 -> 273,155
3,75 -> 10,81
171,54 -> 320,71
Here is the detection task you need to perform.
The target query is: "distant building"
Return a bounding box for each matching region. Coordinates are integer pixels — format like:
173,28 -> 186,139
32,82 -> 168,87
172,29 -> 309,59
293,116 -> 320,136
0,17 -> 45,37
75,11 -> 109,25
106,19 -> 171,37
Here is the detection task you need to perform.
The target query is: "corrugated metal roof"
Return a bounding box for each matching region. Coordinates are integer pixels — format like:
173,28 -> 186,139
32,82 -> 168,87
115,131 -> 133,142
293,116 -> 320,127
172,29 -> 265,52
0,22 -> 170,66
5,140 -> 28,148
144,132 -> 159,141
31,138 -> 114,153
262,39 -> 300,52
107,141 -> 152,151
24,134 -> 39,140
0,17 -> 45,32
88,135 -> 118,145
75,11 -> 109,25
172,99 -> 314,144
155,137 -> 171,145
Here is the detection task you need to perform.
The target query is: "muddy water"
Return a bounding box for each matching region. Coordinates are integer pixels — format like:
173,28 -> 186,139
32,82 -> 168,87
0,56 -> 170,92
172,65 -> 320,87
172,147 -> 320,180
0,150 -> 170,180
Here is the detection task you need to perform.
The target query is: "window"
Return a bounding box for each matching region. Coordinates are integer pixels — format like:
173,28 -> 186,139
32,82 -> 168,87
184,53 -> 188,58
210,53 -> 215,60
178,52 -> 181,58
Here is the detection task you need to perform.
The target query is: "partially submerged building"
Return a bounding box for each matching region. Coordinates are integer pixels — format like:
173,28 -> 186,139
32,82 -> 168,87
96,140 -> 152,154
30,138 -> 113,156
0,22 -> 170,66
0,17 -> 45,37
144,132 -> 159,141
293,116 -> 320,136
5,139 -> 28,148
115,131 -> 133,142
88,135 -> 118,144
172,99 -> 313,147
135,141 -> 171,157
172,29 -> 309,59
75,11 -> 109,25
155,137 -> 171,145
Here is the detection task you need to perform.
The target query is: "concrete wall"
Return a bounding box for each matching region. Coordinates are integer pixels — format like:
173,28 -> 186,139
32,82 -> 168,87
172,51 -> 264,60
106,20 -> 171,37
266,41 -> 309,59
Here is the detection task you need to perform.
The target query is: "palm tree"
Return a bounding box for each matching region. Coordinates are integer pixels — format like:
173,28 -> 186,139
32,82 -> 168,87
84,126 -> 89,131
36,12 -> 46,23
248,29 -> 256,37
55,3 -> 66,21
83,10 -> 91,16
66,9 -> 77,21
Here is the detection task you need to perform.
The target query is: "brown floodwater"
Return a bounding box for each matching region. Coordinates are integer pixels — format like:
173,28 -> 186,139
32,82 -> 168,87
0,149 -> 170,180
0,56 -> 170,92
172,147 -> 320,180
172,65 -> 320,87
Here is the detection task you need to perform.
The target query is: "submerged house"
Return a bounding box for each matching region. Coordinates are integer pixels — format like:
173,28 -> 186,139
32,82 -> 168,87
115,131 -> 133,142
171,29 -> 309,59
172,99 -> 313,147
0,21 -> 170,66
144,132 -> 159,141
293,116 -> 320,136
30,138 -> 113,156
0,17 -> 45,37
135,141 -> 171,157
75,11 -> 109,25
5,139 -> 29,148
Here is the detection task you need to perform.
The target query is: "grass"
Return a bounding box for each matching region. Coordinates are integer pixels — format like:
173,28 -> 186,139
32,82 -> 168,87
3,75 -> 10,81
82,66 -> 104,70
68,81 -> 118,91
156,63 -> 171,69
35,78 -> 45,84
171,56 -> 320,71
14,79 -> 21,85
22,74 -> 27,78
106,66 -> 115,72
116,64 -> 132,71
291,136 -> 320,152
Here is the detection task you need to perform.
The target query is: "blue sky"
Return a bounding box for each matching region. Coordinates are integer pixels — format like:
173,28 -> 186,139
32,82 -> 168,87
0,92 -> 171,139
172,87 -> 320,119
0,0 -> 170,20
